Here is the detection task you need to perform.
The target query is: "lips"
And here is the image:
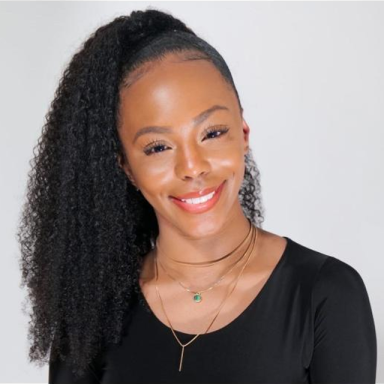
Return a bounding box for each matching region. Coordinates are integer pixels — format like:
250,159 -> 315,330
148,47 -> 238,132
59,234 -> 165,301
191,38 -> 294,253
170,180 -> 226,214
171,181 -> 224,200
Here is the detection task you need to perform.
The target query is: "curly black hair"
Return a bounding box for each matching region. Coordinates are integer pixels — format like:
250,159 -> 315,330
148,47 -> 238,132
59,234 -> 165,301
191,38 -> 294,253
16,7 -> 265,380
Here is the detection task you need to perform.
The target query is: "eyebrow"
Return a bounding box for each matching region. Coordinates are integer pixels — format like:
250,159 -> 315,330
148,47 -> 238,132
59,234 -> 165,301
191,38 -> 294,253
132,104 -> 229,144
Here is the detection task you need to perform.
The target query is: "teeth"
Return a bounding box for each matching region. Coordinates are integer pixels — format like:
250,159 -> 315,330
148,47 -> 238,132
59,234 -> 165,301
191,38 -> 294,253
181,191 -> 216,204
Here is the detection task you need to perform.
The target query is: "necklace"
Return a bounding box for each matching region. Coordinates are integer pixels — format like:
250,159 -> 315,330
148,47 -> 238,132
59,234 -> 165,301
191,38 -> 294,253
154,224 -> 258,372
156,219 -> 253,303
159,219 -> 253,267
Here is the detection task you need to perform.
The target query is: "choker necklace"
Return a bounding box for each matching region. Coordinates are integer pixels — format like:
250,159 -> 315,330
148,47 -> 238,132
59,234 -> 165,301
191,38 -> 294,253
156,219 -> 253,303
155,219 -> 253,267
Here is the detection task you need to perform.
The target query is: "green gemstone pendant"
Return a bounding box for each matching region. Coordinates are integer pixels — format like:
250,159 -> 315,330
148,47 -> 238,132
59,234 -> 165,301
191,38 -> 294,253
193,293 -> 202,303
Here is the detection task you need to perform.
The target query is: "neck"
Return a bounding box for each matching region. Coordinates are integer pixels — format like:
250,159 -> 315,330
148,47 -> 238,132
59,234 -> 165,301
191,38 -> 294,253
152,213 -> 255,286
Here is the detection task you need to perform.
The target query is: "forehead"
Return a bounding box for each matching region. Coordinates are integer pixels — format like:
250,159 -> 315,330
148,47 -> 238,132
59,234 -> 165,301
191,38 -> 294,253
118,53 -> 239,130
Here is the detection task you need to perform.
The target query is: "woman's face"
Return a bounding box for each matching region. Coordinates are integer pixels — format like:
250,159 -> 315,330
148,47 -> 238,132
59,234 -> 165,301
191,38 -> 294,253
117,52 -> 250,238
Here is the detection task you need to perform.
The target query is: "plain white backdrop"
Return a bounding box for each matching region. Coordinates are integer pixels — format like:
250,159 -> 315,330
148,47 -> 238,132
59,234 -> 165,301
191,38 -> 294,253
0,1 -> 383,382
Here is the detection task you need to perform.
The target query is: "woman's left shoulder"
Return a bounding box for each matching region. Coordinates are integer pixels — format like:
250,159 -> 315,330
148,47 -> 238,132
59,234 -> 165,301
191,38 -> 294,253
285,235 -> 374,315
260,230 -> 371,295
269,231 -> 369,293
314,254 -> 370,300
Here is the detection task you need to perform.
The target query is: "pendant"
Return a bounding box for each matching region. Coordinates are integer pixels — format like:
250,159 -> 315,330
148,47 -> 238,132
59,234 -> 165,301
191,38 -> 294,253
179,345 -> 185,371
193,292 -> 202,303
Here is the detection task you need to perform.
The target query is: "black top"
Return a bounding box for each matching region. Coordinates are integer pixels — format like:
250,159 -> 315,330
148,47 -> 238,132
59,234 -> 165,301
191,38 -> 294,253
49,237 -> 377,383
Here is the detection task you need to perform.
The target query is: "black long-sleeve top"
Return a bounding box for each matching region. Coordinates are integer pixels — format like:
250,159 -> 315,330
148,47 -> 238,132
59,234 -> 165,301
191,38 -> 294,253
49,237 -> 377,383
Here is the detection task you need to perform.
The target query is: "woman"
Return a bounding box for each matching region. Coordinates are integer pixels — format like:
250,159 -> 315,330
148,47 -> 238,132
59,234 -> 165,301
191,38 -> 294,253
17,8 -> 376,384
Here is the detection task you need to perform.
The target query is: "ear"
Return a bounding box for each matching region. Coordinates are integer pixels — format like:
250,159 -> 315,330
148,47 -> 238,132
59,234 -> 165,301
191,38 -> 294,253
117,153 -> 137,187
242,118 -> 250,154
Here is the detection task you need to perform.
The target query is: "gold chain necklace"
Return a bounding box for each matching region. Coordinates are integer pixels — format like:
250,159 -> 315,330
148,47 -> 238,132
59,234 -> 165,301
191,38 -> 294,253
156,219 -> 253,303
154,224 -> 258,372
162,219 -> 253,267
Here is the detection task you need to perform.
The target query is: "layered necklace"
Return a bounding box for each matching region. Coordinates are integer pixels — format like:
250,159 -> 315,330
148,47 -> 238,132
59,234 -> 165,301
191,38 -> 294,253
153,220 -> 259,371
155,220 -> 254,303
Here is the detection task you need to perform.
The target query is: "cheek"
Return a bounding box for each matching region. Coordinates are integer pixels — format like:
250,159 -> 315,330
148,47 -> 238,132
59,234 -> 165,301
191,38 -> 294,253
224,153 -> 246,192
133,158 -> 175,197
136,157 -> 174,179
219,150 -> 244,174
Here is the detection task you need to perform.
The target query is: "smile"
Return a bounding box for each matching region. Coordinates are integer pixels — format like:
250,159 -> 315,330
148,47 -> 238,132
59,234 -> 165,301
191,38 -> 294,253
169,180 -> 226,214
180,190 -> 216,204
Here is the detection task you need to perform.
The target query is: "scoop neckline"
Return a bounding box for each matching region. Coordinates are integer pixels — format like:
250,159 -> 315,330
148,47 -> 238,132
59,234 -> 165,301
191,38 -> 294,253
137,236 -> 292,338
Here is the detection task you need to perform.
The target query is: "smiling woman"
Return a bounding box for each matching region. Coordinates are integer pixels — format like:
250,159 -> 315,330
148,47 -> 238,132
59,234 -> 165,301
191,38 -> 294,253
17,7 -> 376,384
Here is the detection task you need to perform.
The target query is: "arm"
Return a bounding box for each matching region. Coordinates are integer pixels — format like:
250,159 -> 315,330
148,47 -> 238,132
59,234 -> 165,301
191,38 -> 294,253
48,338 -> 103,384
308,257 -> 377,383
49,357 -> 102,384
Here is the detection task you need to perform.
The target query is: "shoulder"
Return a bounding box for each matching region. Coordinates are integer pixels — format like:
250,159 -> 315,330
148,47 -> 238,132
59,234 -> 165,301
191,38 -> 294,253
280,236 -> 371,301
313,255 -> 371,306
316,255 -> 365,287
284,237 -> 372,308
279,236 -> 332,283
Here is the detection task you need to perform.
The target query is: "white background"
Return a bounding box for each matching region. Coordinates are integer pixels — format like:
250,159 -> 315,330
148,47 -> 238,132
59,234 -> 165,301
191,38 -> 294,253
0,1 -> 383,382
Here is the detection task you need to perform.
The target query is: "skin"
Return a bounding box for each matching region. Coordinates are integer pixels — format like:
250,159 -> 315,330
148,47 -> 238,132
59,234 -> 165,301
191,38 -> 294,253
117,52 -> 287,334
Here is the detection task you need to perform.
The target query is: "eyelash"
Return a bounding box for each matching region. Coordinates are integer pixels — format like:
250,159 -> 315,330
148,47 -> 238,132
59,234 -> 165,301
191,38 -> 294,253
143,125 -> 230,156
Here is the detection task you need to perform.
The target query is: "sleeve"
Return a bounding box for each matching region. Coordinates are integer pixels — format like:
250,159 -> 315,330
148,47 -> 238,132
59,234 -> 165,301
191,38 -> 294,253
48,339 -> 104,384
49,358 -> 102,384
308,257 -> 377,383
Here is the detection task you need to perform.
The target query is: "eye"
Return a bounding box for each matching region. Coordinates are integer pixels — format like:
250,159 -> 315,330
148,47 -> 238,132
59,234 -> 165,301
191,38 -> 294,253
203,125 -> 230,141
143,125 -> 230,156
143,140 -> 169,156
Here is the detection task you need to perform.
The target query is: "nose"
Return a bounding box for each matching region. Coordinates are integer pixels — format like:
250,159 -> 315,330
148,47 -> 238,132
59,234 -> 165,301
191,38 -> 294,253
174,143 -> 211,181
